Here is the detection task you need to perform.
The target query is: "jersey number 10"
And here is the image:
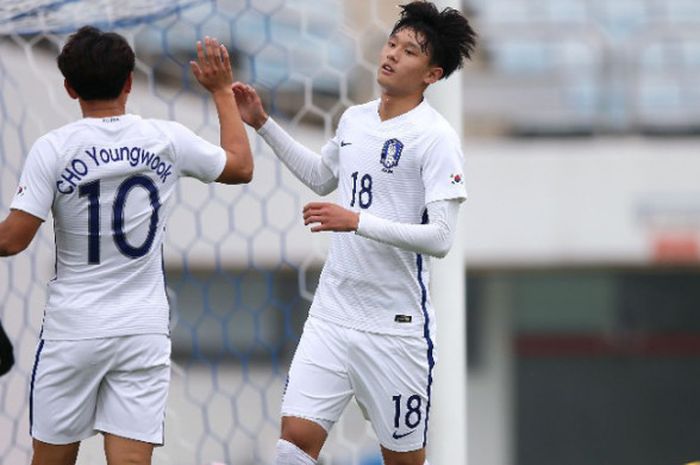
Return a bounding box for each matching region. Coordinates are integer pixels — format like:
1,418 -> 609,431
78,175 -> 161,264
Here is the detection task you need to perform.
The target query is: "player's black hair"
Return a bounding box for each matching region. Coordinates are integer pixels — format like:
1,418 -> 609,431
57,26 -> 135,101
391,1 -> 477,79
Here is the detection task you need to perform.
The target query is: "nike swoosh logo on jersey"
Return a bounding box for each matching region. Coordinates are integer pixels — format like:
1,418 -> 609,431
392,430 -> 416,440
340,141 -> 352,147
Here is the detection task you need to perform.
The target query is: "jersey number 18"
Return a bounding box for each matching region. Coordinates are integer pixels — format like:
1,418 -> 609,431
350,171 -> 373,209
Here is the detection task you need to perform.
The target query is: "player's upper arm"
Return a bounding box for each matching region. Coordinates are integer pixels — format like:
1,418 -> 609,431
421,127 -> 467,205
216,147 -> 254,184
8,135 -> 56,228
0,210 -> 43,256
162,122 -> 231,184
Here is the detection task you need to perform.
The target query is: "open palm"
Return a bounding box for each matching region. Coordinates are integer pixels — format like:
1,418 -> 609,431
232,82 -> 269,129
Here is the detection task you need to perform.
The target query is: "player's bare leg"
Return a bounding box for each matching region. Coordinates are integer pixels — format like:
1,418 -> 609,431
278,416 -> 327,463
30,439 -> 80,465
380,445 -> 426,465
103,433 -> 154,465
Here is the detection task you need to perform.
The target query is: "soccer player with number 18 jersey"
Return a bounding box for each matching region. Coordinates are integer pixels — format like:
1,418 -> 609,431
233,2 -> 477,465
0,28 -> 252,465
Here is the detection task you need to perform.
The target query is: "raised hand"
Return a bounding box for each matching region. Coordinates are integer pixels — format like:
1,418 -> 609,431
232,82 -> 269,130
190,37 -> 233,95
303,202 -> 359,233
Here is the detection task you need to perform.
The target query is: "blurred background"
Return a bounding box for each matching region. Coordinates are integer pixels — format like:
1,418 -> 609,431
1,0 -> 700,464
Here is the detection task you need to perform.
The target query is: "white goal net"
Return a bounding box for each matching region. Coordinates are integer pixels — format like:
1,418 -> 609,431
0,1 -> 463,464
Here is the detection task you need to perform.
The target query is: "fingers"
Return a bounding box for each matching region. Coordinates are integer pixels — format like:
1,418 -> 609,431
196,40 -> 206,66
220,43 -> 231,70
232,82 -> 250,94
304,214 -> 325,226
195,37 -> 214,77
210,38 -> 229,71
303,203 -> 331,231
232,82 -> 249,100
232,82 -> 255,100
189,61 -> 202,79
205,36 -> 218,65
303,202 -> 327,213
301,203 -> 357,233
246,84 -> 259,100
303,203 -> 323,224
196,37 -> 227,69
306,214 -> 328,232
235,83 -> 258,96
193,36 -> 235,92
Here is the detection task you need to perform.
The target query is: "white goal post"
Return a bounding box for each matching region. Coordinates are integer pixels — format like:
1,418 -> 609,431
428,1 -> 468,464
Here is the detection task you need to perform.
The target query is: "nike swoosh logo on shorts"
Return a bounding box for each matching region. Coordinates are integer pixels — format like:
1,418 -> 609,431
392,430 -> 416,440
340,141 -> 352,147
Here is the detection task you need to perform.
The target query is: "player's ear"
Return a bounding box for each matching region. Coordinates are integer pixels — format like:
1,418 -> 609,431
424,66 -> 444,85
63,79 -> 79,100
122,73 -> 133,95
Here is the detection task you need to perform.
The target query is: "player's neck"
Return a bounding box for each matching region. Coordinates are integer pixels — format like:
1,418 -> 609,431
78,99 -> 126,119
378,91 -> 424,122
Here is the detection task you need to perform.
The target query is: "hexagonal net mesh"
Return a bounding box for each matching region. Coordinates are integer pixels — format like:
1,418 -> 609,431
0,0 -> 207,34
0,1 -> 408,464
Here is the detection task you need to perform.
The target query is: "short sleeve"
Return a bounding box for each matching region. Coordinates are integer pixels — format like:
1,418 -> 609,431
10,137 -> 58,221
163,122 -> 226,183
421,128 -> 468,205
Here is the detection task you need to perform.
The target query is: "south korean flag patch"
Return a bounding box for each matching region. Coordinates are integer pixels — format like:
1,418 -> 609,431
380,138 -> 403,173
450,173 -> 464,185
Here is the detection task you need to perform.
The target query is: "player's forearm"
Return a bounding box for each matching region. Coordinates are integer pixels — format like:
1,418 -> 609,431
0,221 -> 13,256
356,214 -> 452,257
258,118 -> 337,195
355,200 -> 460,258
212,89 -> 254,184
0,221 -> 23,256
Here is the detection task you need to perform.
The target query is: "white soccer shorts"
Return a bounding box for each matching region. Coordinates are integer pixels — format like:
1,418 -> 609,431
30,334 -> 171,445
281,316 -> 436,453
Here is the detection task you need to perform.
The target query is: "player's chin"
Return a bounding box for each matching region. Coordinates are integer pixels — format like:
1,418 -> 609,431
377,68 -> 394,86
377,73 -> 399,93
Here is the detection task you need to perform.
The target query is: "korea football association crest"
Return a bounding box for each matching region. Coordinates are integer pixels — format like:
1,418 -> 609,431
380,138 -> 404,173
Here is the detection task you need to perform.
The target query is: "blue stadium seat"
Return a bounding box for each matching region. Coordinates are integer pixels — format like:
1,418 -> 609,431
593,0 -> 649,39
666,0 -> 700,22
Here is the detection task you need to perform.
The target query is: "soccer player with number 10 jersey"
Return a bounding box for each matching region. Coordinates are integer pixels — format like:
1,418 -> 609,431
0,27 -> 253,465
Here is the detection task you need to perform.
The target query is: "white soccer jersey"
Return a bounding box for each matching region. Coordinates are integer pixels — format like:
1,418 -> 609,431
311,99 -> 467,336
11,115 -> 225,340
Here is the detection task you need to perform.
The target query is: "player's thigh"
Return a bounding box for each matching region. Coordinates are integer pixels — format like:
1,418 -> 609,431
349,332 -> 434,454
31,339 -> 110,445
31,439 -> 80,465
380,445 -> 426,465
95,334 -> 171,446
103,432 -> 154,465
282,317 -> 354,432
